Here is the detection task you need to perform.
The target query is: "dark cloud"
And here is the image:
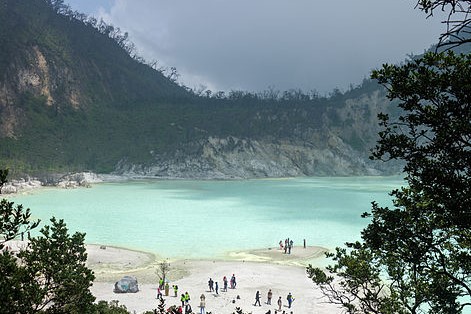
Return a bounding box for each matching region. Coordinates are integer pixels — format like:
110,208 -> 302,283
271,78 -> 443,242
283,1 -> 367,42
66,0 -> 444,94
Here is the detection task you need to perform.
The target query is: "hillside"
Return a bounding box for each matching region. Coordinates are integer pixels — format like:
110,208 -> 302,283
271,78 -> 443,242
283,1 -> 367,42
0,0 -> 400,179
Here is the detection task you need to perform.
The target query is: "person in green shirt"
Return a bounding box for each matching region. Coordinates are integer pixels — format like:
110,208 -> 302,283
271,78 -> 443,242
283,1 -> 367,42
184,292 -> 191,314
287,292 -> 294,308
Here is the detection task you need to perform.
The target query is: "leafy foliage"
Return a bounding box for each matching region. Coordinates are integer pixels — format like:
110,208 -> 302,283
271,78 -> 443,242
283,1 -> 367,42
309,51 -> 471,313
0,169 -> 39,242
0,198 -> 39,244
157,295 -> 166,314
94,300 -> 130,314
20,218 -> 95,312
0,217 -> 96,313
372,52 -> 471,227
0,169 -> 100,313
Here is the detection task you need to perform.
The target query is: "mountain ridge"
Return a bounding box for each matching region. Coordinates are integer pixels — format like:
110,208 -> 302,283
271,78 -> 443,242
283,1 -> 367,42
0,0 -> 401,179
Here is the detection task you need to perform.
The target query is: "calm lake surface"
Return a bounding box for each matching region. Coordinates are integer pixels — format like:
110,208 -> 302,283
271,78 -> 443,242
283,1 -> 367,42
11,176 -> 404,260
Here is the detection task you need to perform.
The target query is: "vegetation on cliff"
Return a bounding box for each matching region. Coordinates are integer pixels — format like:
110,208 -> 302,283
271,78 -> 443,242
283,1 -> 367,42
0,0 -> 389,177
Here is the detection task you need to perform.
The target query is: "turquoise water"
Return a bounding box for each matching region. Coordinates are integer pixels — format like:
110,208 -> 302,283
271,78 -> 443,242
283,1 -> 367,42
10,176 -> 403,259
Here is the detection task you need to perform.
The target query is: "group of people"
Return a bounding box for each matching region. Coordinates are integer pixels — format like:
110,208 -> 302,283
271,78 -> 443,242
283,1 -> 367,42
156,273 -> 237,314
179,292 -> 191,313
157,279 -> 171,300
157,269 -> 296,313
200,274 -> 236,314
254,290 -> 295,311
279,238 -> 294,254
207,273 -> 236,295
156,284 -> 191,314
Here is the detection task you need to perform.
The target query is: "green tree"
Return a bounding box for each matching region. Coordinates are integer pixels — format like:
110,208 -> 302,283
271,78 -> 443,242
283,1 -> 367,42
0,218 -> 97,313
0,170 -> 97,313
0,169 -> 40,243
18,218 -> 96,313
308,46 -> 471,313
94,300 -> 130,314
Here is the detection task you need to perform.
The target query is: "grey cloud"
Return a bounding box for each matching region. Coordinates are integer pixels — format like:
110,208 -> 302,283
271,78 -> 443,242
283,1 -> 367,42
67,0 -> 445,94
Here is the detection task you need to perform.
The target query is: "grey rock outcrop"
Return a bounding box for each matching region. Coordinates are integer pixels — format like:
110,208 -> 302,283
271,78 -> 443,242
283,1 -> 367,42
115,134 -> 401,179
1,178 -> 42,194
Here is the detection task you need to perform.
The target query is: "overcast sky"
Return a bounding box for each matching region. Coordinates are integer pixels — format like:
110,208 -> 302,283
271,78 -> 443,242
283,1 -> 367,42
64,0 -> 445,95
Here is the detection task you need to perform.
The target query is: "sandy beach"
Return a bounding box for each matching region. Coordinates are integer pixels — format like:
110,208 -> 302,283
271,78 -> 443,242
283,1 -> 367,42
87,244 -> 343,314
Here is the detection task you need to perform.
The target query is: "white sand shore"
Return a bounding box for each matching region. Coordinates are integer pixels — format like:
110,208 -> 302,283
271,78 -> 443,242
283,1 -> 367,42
87,245 -> 342,314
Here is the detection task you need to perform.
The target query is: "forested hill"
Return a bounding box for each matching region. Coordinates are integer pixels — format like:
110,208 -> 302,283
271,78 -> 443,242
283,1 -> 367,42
0,0 -> 400,179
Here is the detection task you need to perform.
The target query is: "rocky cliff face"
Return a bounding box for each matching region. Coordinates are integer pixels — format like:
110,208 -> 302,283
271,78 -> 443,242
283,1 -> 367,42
115,88 -> 402,179
115,134 -> 400,179
0,45 -> 83,139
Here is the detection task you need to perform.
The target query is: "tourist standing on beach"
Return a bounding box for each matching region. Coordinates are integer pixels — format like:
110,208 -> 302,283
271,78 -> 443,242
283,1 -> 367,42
208,278 -> 214,292
267,289 -> 272,305
165,282 -> 170,296
215,281 -> 219,294
277,296 -> 282,311
223,276 -> 228,292
287,292 -> 293,308
254,291 -> 261,306
289,240 -> 293,254
184,292 -> 191,314
231,274 -> 236,289
199,294 -> 206,314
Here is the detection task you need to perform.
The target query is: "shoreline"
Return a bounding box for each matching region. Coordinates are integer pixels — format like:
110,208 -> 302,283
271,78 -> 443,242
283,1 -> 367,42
1,172 -> 128,195
86,244 -> 330,283
2,170 -> 400,195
